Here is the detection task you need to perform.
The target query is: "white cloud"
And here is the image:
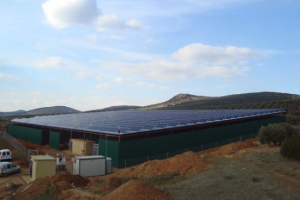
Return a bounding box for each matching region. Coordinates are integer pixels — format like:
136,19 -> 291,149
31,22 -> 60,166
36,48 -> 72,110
97,43 -> 263,80
76,72 -> 103,81
94,15 -> 145,31
0,73 -> 13,79
35,56 -> 83,70
42,0 -> 99,29
35,56 -> 64,69
96,83 -> 112,89
114,77 -> 132,83
172,43 -> 264,65
42,0 -> 146,31
101,61 -> 249,80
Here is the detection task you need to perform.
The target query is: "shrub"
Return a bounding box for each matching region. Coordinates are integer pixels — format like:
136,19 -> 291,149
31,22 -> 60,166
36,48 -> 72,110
258,123 -> 298,146
281,134 -> 300,161
291,110 -> 300,116
287,115 -> 300,125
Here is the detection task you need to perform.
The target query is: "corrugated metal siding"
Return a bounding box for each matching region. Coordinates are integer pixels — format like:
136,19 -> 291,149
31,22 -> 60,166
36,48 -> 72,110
101,116 -> 285,167
8,125 -> 43,145
98,139 -> 120,167
49,131 -> 60,150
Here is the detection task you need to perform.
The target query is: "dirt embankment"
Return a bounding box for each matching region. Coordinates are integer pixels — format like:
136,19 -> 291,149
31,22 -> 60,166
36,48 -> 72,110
207,139 -> 257,157
111,151 -> 212,179
13,139 -> 258,200
15,172 -> 89,200
91,139 -> 257,182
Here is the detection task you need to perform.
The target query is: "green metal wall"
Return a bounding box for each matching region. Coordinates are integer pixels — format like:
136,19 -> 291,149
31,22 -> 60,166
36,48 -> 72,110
99,116 -> 286,167
49,131 -> 60,150
99,139 -> 120,167
8,124 -> 42,145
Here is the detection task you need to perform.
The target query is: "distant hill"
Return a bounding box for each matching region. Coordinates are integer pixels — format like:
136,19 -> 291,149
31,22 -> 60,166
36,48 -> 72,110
0,106 -> 79,117
0,110 -> 26,116
87,105 -> 141,113
26,106 -> 80,115
142,94 -> 212,110
142,92 -> 300,111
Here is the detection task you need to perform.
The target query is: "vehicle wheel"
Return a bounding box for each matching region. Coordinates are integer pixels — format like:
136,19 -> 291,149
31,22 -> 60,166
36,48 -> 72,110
3,173 -> 7,177
18,169 -> 21,173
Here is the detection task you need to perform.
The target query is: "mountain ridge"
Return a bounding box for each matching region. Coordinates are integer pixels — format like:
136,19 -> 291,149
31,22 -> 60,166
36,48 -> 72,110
1,92 -> 300,117
0,106 -> 79,116
144,92 -> 300,110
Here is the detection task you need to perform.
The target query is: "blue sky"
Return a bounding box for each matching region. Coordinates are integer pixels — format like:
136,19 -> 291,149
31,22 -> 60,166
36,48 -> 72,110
0,0 -> 299,111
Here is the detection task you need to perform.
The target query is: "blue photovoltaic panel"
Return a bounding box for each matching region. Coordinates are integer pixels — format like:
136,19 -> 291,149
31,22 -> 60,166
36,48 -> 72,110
11,109 -> 285,135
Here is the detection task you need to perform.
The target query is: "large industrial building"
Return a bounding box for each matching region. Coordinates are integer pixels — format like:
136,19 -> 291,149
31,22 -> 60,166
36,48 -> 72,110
9,109 -> 285,167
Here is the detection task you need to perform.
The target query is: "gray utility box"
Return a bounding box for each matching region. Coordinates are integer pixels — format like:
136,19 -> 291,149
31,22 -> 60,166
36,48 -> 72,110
72,155 -> 112,177
106,157 -> 112,174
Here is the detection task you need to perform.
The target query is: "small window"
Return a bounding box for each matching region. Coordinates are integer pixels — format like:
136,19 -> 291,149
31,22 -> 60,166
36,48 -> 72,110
3,152 -> 6,156
7,152 -> 10,156
12,164 -> 16,168
7,164 -> 11,169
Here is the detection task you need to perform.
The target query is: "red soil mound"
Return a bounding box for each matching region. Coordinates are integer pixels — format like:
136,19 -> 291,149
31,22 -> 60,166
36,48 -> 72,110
99,180 -> 170,200
15,172 -> 89,199
208,139 -> 257,157
107,151 -> 212,179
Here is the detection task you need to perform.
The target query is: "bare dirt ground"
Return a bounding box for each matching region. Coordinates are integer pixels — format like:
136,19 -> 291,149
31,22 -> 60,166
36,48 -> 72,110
0,138 -> 29,199
3,137 -> 300,200
164,146 -> 300,200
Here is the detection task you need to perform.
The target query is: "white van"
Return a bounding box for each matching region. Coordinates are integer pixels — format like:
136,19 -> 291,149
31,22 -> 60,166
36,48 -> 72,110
0,162 -> 21,177
0,149 -> 12,161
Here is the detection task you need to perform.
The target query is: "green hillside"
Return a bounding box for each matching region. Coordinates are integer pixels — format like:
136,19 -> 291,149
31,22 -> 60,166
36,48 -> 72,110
87,105 -> 141,113
26,106 -> 79,115
142,92 -> 300,111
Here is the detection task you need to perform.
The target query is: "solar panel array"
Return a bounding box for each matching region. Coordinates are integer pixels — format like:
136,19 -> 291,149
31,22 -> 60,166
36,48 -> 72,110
12,109 -> 285,135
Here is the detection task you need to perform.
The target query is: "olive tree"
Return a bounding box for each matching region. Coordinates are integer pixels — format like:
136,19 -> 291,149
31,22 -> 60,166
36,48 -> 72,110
258,123 -> 297,146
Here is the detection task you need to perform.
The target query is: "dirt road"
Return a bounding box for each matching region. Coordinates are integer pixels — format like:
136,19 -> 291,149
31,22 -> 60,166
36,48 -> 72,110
0,169 -> 29,186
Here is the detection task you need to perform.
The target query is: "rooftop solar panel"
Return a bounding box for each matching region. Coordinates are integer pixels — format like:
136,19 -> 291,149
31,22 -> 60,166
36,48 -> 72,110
11,109 -> 285,135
